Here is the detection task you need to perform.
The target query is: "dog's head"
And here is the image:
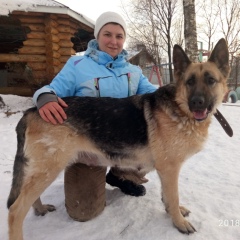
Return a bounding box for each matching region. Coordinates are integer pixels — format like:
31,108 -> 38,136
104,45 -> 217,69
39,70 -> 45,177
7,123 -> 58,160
173,38 -> 230,121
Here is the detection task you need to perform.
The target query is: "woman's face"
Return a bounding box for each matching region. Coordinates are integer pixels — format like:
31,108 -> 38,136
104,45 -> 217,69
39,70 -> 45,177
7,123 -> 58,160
97,23 -> 126,58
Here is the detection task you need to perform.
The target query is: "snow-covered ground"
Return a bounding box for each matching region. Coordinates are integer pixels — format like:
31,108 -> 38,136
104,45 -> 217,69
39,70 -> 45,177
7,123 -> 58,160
0,94 -> 240,240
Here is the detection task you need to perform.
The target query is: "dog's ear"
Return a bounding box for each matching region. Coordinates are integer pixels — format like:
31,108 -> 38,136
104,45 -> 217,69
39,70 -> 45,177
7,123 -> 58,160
173,44 -> 191,80
208,38 -> 230,78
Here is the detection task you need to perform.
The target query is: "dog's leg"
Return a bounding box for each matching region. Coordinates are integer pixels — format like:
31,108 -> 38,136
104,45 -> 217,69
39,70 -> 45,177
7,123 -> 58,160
8,168 -> 62,240
32,197 -> 56,216
161,195 -> 191,217
157,166 -> 196,234
179,206 -> 191,217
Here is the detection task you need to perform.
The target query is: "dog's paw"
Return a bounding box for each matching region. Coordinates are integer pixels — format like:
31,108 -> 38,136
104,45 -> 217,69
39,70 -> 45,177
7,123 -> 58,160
173,218 -> 196,234
179,206 -> 191,217
34,204 -> 56,216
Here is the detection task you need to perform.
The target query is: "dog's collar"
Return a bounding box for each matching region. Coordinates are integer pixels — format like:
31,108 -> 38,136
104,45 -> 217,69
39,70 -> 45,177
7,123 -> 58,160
214,109 -> 233,137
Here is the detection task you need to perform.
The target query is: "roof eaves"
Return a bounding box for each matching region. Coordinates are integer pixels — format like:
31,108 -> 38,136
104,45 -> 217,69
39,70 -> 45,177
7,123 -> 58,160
30,6 -> 94,28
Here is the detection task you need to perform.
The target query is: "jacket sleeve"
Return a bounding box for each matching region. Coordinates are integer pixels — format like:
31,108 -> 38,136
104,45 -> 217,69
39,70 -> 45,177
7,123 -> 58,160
33,57 -> 78,105
136,73 -> 157,94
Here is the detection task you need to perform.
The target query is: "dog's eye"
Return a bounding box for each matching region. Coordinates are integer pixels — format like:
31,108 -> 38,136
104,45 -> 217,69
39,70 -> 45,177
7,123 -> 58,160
204,72 -> 216,86
186,77 -> 195,86
207,77 -> 216,85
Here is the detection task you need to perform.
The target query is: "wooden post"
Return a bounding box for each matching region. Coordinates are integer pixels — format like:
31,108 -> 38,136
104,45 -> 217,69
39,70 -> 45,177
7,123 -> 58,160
44,14 -> 60,81
57,17 -> 76,65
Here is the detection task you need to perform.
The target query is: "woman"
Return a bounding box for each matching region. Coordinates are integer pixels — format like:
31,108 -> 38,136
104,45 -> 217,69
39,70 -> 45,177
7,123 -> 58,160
33,11 -> 157,221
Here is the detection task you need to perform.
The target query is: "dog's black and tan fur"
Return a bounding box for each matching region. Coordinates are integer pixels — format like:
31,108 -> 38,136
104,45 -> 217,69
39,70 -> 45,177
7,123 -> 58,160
7,39 -> 229,239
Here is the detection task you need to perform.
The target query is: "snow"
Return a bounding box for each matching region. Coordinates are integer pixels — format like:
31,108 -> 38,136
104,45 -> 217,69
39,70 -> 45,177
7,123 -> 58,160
0,94 -> 240,240
0,0 -> 64,16
0,0 -> 95,26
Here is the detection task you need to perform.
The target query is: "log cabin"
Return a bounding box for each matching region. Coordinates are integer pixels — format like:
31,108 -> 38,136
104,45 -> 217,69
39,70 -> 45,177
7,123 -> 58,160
0,0 -> 94,96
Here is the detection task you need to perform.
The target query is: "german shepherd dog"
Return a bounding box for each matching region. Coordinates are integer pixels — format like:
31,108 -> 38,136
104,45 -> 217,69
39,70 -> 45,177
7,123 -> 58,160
7,38 -> 230,239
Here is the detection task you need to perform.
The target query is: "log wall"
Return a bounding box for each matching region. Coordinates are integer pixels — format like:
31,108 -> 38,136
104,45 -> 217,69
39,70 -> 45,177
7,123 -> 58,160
0,11 -> 93,94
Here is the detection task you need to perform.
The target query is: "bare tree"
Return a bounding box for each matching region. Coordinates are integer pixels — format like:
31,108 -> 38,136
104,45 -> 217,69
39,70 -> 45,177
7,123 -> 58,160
196,0 -> 240,61
121,0 -> 161,64
196,0 -> 219,52
152,0 -> 179,82
182,0 -> 198,61
171,9 -> 184,47
121,0 -> 240,85
216,0 -> 240,87
217,0 -> 240,54
121,0 -> 180,82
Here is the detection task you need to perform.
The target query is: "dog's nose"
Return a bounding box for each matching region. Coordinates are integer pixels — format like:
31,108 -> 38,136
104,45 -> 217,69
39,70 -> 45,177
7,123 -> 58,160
190,96 -> 205,108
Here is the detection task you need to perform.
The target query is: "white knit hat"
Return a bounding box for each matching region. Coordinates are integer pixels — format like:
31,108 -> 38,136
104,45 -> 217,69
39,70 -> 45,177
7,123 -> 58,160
94,11 -> 127,38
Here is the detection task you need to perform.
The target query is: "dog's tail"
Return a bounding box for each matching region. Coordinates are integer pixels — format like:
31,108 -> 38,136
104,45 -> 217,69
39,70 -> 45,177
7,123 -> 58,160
7,111 -> 30,209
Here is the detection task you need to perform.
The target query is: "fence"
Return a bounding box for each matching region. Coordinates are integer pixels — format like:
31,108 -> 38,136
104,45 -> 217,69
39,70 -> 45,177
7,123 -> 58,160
142,63 -> 173,86
143,63 -> 240,89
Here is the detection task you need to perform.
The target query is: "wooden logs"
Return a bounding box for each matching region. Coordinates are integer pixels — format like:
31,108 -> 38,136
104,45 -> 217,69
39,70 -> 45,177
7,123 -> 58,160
45,42 -> 60,51
60,56 -> 70,63
27,31 -> 46,39
3,11 -> 91,88
59,63 -> 66,70
58,24 -> 71,33
0,87 -> 33,96
45,19 -> 58,28
16,16 -> 44,24
44,14 -> 60,81
58,33 -> 73,40
57,18 -> 70,26
18,46 -> 46,55
56,18 -> 76,62
58,40 -> 74,48
45,26 -> 59,35
22,23 -> 45,32
0,54 -> 46,62
32,70 -> 47,79
45,33 -> 59,43
53,66 -> 61,74
27,62 -> 47,71
58,48 -> 75,56
53,58 -> 62,66
23,39 -> 45,47
52,51 -> 61,59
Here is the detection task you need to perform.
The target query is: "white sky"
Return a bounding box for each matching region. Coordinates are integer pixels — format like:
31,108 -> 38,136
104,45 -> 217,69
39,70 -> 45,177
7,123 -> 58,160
56,0 -> 125,22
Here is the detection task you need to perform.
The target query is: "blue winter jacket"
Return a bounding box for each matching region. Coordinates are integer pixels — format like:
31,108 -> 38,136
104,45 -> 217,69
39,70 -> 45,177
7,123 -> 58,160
33,39 -> 156,104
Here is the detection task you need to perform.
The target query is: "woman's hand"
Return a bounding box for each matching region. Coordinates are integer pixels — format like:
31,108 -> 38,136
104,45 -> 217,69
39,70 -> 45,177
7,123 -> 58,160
39,97 -> 68,124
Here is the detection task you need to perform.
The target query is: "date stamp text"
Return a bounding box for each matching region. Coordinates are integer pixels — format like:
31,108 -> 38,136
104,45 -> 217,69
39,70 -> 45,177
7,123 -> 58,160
219,219 -> 240,227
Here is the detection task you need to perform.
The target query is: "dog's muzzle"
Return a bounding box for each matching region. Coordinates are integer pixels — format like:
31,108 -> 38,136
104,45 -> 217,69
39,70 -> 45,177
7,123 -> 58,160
189,96 -> 213,121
